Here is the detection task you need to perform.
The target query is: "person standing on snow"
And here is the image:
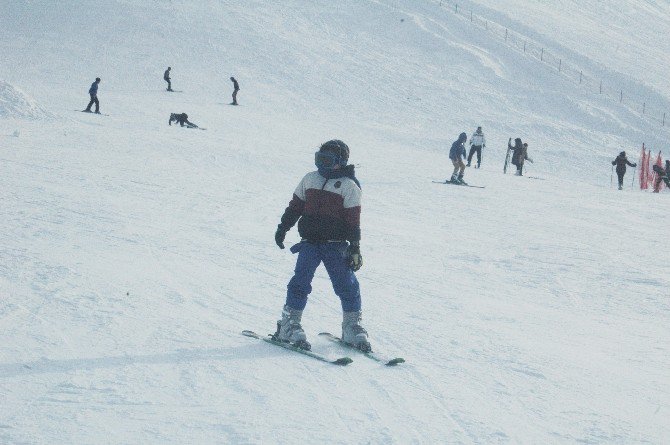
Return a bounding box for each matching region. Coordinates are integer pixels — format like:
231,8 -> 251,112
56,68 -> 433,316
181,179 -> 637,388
164,67 -> 173,92
515,142 -> 533,176
449,132 -> 468,184
467,126 -> 486,168
83,77 -> 101,114
230,76 -> 239,105
652,159 -> 670,192
273,140 -> 369,352
611,151 -> 636,190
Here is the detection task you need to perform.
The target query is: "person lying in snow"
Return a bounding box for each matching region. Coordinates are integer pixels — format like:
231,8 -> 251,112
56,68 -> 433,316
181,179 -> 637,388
168,113 -> 198,128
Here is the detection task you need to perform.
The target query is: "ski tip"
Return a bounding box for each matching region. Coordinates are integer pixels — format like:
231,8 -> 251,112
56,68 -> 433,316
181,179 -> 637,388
385,358 -> 406,366
333,357 -> 353,366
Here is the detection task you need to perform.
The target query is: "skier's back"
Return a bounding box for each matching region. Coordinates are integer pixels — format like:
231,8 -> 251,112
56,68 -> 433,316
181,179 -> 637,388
611,151 -> 636,190
467,126 -> 486,168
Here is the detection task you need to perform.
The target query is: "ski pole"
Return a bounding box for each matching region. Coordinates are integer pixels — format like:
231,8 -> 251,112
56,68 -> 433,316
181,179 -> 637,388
631,167 -> 636,188
610,165 -> 613,187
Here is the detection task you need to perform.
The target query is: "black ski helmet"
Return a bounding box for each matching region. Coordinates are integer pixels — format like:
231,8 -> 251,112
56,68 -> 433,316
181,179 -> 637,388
95,77 -> 101,82
459,132 -> 467,142
319,139 -> 349,165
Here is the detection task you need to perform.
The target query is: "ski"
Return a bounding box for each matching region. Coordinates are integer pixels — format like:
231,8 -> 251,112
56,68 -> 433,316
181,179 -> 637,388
318,332 -> 405,366
76,110 -> 109,116
504,137 -> 512,174
432,180 -> 485,189
241,330 -> 353,366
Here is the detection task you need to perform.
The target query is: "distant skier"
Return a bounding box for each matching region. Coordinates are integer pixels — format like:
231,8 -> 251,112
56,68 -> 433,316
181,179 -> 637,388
611,151 -> 636,190
510,139 -> 533,176
164,67 -> 172,92
652,159 -> 670,192
273,140 -> 370,352
449,132 -> 468,184
83,77 -> 101,114
168,113 -> 198,128
467,126 -> 486,168
517,142 -> 533,176
230,77 -> 239,105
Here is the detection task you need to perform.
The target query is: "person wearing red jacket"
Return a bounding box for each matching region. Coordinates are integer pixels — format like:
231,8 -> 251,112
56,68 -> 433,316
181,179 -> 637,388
273,140 -> 370,352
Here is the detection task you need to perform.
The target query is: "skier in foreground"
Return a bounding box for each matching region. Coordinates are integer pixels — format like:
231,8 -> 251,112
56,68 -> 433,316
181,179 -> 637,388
467,126 -> 486,168
611,151 -> 636,190
168,113 -> 198,128
83,77 -> 101,114
273,140 -> 369,352
164,67 -> 172,91
449,132 -> 468,184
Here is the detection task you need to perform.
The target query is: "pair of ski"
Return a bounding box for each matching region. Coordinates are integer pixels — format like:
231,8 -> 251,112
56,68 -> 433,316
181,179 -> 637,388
432,180 -> 485,189
241,330 -> 404,367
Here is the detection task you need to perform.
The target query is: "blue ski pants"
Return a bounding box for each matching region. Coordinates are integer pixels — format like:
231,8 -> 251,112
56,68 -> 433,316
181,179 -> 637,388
286,241 -> 361,312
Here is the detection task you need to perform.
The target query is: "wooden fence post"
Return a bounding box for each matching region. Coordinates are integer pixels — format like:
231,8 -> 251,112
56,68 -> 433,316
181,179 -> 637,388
620,90 -> 623,103
559,59 -> 562,72
541,48 -> 544,61
643,102 -> 645,114
579,71 -> 582,84
505,29 -> 508,42
523,41 -> 526,53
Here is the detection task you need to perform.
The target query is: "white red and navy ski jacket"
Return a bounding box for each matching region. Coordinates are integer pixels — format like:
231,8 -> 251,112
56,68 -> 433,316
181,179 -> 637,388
279,169 -> 361,242
470,132 -> 486,147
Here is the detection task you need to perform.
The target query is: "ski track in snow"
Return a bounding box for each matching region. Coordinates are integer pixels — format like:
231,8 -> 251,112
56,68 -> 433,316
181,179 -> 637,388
1,0 -> 669,443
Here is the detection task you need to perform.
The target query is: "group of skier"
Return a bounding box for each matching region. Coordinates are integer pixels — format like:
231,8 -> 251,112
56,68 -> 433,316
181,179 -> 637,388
77,72 -> 667,358
611,152 -> 670,191
82,68 -> 240,121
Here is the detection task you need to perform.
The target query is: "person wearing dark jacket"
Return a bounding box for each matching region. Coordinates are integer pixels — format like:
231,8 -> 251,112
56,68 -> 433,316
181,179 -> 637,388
449,132 -> 468,184
164,67 -> 172,91
230,77 -> 239,105
611,151 -> 636,190
273,140 -> 370,353
510,139 -> 533,176
168,113 -> 198,128
83,78 -> 101,113
652,159 -> 670,192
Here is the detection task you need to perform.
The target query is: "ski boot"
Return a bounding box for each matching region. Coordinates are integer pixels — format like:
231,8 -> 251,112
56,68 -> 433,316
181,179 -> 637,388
342,311 -> 371,352
457,173 -> 467,186
466,162 -> 471,167
618,185 -> 623,190
273,305 -> 310,350
449,174 -> 460,184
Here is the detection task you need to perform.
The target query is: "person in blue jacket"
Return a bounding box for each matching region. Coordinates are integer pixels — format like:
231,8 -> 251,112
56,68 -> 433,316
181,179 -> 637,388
83,78 -> 101,113
449,132 -> 468,184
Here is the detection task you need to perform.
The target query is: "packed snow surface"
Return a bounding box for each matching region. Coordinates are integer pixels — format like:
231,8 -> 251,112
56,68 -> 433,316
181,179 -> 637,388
1,1 -> 668,444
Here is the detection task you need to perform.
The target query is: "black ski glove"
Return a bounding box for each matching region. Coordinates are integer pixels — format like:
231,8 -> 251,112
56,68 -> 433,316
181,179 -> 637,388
275,224 -> 288,249
347,242 -> 363,272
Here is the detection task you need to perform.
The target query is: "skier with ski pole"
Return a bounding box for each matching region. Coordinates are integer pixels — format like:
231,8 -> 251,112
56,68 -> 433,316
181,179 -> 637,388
273,140 -> 370,352
611,151 -> 636,190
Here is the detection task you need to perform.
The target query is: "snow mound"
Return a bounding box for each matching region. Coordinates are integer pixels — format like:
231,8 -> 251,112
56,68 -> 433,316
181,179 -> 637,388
0,80 -> 52,119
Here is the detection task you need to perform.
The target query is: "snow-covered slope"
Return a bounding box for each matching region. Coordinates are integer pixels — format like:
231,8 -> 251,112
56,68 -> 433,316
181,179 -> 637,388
1,1 -> 668,443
